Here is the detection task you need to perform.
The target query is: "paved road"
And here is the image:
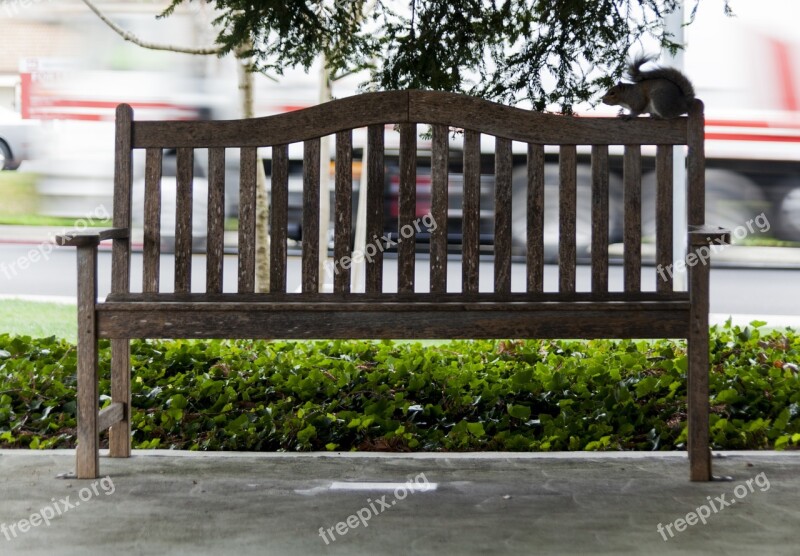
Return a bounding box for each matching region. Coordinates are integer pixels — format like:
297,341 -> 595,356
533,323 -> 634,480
1,244 -> 799,320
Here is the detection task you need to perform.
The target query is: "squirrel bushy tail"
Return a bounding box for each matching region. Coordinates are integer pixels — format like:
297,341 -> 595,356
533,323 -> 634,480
627,54 -> 695,101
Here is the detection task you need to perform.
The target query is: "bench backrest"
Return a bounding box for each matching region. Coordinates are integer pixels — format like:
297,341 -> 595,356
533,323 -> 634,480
110,90 -> 705,299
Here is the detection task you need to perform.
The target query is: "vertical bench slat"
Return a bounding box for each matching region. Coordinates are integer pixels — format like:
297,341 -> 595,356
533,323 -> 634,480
687,102 -> 705,227
206,147 -> 226,294
398,123 -> 416,293
334,131 -> 353,293
559,145 -> 577,293
112,104 -> 133,296
494,137 -> 512,294
109,104 -> 133,459
303,138 -> 321,293
527,143 -> 545,293
623,145 -> 642,293
270,144 -> 289,293
430,124 -> 449,294
76,245 -> 99,478
591,145 -> 609,293
462,129 -> 480,294
238,147 -> 257,293
366,125 -> 385,293
142,148 -> 162,293
656,145 -> 674,292
687,100 -> 711,481
174,147 -> 194,294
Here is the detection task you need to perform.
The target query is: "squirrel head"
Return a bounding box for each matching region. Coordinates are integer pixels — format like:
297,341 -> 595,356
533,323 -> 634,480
601,83 -> 628,106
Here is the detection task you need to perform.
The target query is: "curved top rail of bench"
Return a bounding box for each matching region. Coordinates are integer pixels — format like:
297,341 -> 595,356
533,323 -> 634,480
128,90 -> 697,149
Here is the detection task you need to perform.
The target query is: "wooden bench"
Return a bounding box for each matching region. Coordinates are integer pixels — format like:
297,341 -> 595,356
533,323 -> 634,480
57,90 -> 728,481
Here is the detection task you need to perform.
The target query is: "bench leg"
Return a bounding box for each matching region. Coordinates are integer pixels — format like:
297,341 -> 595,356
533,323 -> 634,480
76,246 -> 99,479
109,338 -> 131,458
688,260 -> 712,481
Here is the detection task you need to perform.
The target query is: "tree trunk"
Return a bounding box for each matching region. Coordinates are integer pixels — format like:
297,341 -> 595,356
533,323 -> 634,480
236,45 -> 270,292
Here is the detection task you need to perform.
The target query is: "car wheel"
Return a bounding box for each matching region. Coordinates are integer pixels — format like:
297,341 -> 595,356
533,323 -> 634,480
776,185 -> 800,242
0,139 -> 15,171
641,169 -> 768,241
511,164 -> 623,261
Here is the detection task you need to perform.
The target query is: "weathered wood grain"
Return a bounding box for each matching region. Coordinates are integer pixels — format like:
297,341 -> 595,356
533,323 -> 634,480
302,138 -> 321,293
655,145 -> 673,293
270,144 -> 289,293
108,105 -> 134,462
76,245 -> 98,479
55,228 -> 128,247
98,402 -> 124,433
108,337 -> 130,458
112,104 -> 133,297
366,125 -> 385,293
559,145 -> 577,293
334,131 -> 353,294
133,91 -> 410,148
430,124 -> 449,294
687,100 -> 705,226
688,251 -> 711,481
494,137 -> 512,294
527,143 -> 545,293
409,91 -> 688,145
104,290 -> 690,304
142,148 -> 162,293
398,124 -> 416,294
623,145 -> 642,293
97,302 -> 691,340
462,129 -> 481,294
238,147 -> 257,293
133,91 -> 688,149
591,145 -> 609,293
206,147 -> 226,294
174,147 -> 194,293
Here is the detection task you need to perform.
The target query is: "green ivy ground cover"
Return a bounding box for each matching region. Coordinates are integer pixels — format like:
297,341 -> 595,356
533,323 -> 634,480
1,320 -> 798,453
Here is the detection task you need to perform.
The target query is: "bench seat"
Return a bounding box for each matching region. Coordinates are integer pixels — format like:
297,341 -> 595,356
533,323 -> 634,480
98,293 -> 691,340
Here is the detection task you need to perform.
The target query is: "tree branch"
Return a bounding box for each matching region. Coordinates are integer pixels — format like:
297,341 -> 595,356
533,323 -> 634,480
82,0 -> 224,56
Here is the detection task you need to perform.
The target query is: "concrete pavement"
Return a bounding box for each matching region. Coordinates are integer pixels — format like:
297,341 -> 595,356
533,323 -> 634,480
1,450 -> 798,555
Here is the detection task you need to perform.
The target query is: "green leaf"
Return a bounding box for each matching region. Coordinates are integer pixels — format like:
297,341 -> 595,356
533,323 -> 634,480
635,377 -> 659,397
169,394 -> 188,410
297,424 -> 317,444
716,389 -> 741,404
508,405 -> 531,420
466,422 -> 485,437
512,369 -> 533,385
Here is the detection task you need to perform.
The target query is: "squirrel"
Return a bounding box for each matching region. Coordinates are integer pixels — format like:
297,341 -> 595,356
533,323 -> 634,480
601,54 -> 695,119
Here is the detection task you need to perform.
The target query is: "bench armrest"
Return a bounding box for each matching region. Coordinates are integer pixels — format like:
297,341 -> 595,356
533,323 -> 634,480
688,225 -> 730,247
56,227 -> 129,247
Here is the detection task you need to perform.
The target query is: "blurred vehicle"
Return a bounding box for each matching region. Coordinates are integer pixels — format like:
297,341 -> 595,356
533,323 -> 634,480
11,1 -> 800,251
0,106 -> 38,170
131,150 -> 210,253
